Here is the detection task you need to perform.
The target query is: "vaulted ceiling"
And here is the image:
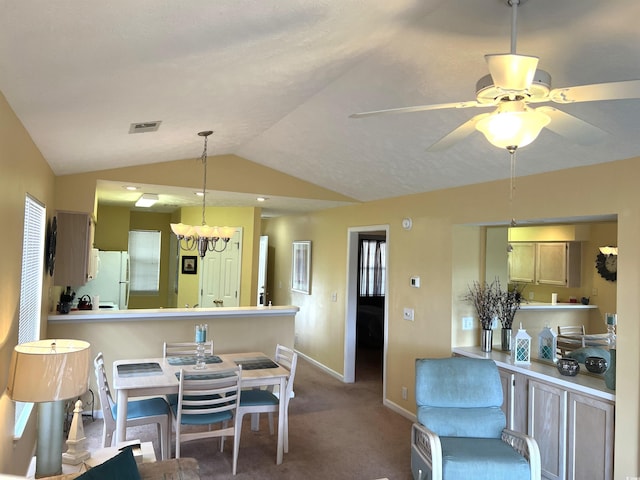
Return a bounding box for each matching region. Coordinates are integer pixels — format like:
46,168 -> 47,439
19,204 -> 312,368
1,0 -> 639,214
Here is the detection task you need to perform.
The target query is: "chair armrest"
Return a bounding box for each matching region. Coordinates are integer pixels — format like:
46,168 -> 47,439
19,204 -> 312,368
502,429 -> 541,480
411,423 -> 442,480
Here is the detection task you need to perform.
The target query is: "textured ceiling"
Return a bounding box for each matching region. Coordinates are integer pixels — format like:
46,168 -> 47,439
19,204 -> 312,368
1,0 -> 639,213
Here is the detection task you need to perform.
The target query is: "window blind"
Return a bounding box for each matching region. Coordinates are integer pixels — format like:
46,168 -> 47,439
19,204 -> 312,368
128,230 -> 161,294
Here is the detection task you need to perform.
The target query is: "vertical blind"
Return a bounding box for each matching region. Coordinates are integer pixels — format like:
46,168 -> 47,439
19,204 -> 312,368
359,239 -> 386,296
128,230 -> 161,294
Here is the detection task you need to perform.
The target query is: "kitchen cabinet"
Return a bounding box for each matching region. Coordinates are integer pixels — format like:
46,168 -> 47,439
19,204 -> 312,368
453,347 -> 615,480
508,242 -> 581,287
566,392 -> 614,480
53,211 -> 95,286
529,379 -> 567,480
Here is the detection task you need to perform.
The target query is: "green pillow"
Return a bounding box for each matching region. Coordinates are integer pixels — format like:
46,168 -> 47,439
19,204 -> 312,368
76,447 -> 141,480
566,347 -> 610,365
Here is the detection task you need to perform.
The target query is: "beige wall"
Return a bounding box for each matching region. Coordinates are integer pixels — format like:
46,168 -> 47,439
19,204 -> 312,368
263,158 -> 640,478
0,92 -> 56,474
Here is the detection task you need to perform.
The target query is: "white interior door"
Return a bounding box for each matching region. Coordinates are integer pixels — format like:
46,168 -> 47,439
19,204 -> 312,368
200,229 -> 242,307
257,235 -> 268,305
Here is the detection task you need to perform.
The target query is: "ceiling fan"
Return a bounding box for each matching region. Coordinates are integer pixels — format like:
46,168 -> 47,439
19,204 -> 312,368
350,0 -> 640,153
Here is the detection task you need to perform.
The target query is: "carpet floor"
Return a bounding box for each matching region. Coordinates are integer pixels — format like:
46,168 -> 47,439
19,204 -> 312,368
77,347 -> 413,479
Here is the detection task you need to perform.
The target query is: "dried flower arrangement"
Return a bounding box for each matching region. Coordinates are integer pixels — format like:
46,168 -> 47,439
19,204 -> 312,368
496,279 -> 522,329
465,280 -> 501,330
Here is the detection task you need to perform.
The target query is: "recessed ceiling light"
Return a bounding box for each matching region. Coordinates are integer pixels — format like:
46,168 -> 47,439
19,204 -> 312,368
124,185 -> 140,191
195,191 -> 204,197
135,193 -> 159,208
257,197 -> 268,202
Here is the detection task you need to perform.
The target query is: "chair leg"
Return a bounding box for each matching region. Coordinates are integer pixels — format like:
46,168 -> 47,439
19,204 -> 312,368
250,413 -> 260,431
283,413 -> 289,453
103,425 -> 113,448
267,412 -> 275,435
233,415 -> 243,476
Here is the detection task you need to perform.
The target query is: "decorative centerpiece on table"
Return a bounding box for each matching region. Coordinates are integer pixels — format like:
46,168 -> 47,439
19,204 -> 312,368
496,280 -> 522,352
465,280 -> 500,352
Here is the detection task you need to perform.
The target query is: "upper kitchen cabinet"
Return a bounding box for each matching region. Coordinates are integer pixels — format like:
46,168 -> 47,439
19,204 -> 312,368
509,242 -> 582,287
53,211 -> 95,286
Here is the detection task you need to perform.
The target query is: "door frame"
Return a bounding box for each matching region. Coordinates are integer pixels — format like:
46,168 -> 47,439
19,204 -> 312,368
344,225 -> 389,394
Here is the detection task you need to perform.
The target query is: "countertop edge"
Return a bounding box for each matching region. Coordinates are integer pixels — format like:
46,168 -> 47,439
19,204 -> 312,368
519,303 -> 597,310
48,306 -> 300,323
453,346 -> 615,402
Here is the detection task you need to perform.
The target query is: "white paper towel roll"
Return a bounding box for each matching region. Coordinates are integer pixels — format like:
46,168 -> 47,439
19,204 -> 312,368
551,293 -> 558,305
92,295 -> 100,310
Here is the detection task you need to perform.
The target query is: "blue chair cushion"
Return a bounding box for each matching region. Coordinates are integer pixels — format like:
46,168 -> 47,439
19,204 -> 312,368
112,397 -> 169,420
240,389 -> 278,407
416,358 -> 503,408
417,406 -> 506,438
440,437 -> 531,480
170,404 -> 232,425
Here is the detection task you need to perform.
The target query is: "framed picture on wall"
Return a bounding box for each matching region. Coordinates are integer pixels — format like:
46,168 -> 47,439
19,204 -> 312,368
181,255 -> 197,275
291,241 -> 311,294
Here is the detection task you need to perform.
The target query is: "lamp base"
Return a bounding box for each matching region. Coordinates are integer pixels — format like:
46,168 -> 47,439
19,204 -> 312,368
35,401 -> 64,478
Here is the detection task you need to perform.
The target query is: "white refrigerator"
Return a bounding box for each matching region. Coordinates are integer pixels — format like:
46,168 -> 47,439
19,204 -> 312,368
76,251 -> 130,309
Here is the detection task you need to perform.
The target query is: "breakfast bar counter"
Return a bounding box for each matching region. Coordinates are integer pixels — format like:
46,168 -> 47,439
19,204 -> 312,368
47,306 -> 299,386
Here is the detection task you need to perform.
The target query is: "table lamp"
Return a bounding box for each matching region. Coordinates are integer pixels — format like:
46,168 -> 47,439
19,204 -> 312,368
6,339 -> 90,478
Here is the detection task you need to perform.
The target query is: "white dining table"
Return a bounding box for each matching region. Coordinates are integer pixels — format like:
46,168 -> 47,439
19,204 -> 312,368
113,351 -> 290,464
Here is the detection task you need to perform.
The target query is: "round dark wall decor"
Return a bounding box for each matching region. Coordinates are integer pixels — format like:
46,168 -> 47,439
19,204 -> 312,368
45,216 -> 57,276
595,252 -> 617,282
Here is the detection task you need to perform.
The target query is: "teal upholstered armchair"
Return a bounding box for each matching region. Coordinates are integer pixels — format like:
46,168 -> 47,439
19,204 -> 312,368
411,357 -> 541,480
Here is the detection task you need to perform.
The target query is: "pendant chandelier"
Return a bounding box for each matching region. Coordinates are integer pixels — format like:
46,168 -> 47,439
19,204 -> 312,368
170,131 -> 235,258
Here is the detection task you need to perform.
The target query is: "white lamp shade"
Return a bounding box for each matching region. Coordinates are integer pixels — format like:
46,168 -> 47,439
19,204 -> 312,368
218,226 -> 236,239
170,223 -> 194,237
476,101 -> 550,149
485,53 -> 539,91
7,339 -> 90,403
194,224 -> 219,238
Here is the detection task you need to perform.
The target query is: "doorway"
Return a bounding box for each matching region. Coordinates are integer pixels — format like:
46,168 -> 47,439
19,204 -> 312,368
345,226 -> 388,397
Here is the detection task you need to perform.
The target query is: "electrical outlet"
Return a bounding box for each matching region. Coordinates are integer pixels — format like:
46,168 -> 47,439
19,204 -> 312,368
403,307 -> 414,321
401,386 -> 408,400
529,292 -> 535,300
462,316 -> 473,330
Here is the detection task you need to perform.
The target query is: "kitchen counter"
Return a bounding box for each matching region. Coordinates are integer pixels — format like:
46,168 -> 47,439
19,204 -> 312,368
453,346 -> 614,401
48,305 -> 299,323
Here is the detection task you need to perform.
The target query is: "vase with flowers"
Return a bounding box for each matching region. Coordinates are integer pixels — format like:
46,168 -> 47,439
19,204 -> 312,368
496,280 -> 522,352
465,280 -> 500,352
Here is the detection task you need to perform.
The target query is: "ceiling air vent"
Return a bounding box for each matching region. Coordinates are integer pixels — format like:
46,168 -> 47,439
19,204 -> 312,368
129,121 -> 162,134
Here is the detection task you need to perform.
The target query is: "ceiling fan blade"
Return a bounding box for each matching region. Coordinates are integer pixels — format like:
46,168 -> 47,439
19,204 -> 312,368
485,54 -> 539,91
350,100 -> 489,119
549,79 -> 640,104
426,113 -> 490,152
537,106 -> 608,145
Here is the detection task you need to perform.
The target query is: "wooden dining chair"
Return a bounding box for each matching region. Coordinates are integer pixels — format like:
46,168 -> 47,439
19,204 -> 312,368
557,325 -> 586,356
163,340 -> 214,357
93,352 -> 171,459
234,344 -> 298,460
172,367 -> 242,474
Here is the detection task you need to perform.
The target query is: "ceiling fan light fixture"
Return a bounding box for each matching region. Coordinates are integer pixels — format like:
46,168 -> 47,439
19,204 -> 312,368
476,101 -> 550,149
485,54 -> 539,91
